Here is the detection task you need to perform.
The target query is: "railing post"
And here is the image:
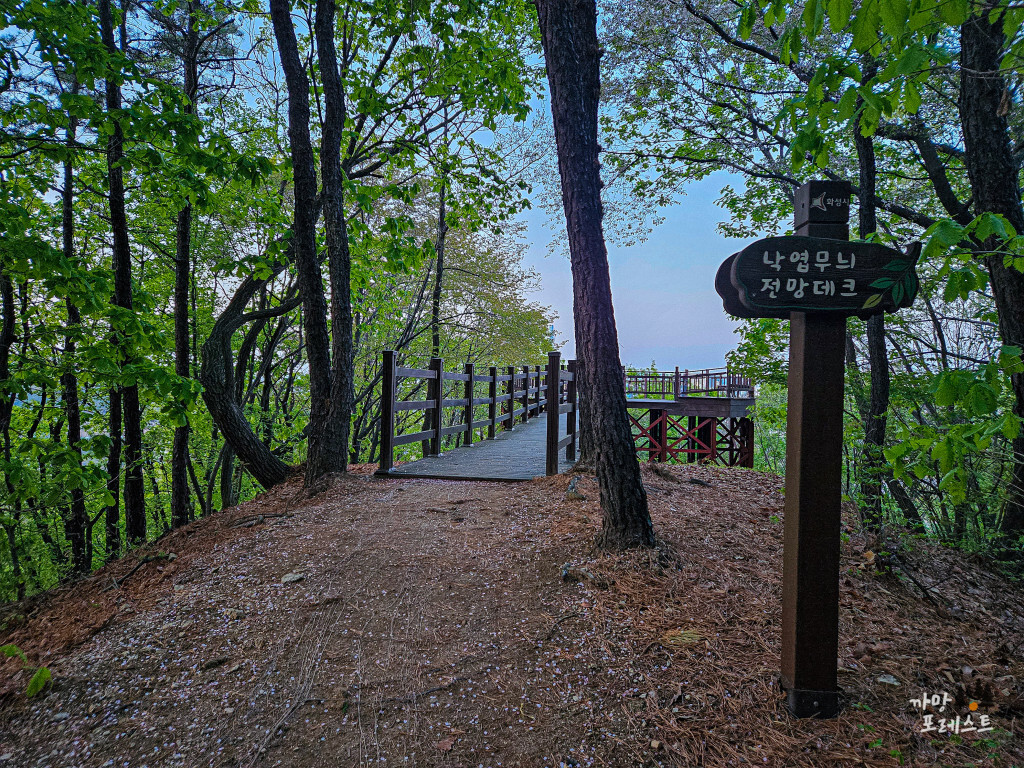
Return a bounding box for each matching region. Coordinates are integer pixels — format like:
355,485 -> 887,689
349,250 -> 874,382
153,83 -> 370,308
521,365 -> 530,424
379,350 -> 396,473
488,366 -> 498,440
505,365 -> 515,430
566,359 -> 577,462
534,364 -> 542,416
546,351 -> 561,475
463,362 -> 474,447
674,366 -> 681,400
428,356 -> 443,455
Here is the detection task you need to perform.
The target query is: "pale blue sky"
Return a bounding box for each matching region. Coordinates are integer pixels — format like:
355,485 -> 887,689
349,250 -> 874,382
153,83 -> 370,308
520,171 -> 747,370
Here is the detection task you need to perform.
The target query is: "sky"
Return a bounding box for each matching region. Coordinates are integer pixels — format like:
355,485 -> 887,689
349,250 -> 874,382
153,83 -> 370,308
518,171 -> 748,371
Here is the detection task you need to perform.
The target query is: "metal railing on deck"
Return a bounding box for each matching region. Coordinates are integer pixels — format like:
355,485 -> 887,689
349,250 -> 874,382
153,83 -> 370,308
623,366 -> 754,400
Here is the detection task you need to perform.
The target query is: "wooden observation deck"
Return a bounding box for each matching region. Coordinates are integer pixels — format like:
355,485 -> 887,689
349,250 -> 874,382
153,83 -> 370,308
624,367 -> 755,468
376,354 -> 755,481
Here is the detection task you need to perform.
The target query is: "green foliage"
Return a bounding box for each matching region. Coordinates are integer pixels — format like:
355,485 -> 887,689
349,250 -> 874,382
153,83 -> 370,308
1,644 -> 51,697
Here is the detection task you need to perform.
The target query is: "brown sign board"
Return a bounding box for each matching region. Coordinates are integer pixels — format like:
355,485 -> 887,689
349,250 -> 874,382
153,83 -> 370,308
717,236 -> 920,319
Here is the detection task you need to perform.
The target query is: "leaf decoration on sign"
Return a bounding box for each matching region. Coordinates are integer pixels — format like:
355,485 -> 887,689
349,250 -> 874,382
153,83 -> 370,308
862,293 -> 883,309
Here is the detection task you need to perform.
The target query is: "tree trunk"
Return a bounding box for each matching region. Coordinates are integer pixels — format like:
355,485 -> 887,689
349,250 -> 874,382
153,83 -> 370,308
316,0 -> 354,478
105,389 -> 122,559
171,0 -> 200,529
421,181 -> 449,455
959,7 -> 1024,537
61,105 -> 89,572
0,275 -> 24,597
269,0 -> 334,492
854,63 -> 889,532
199,258 -> 299,488
99,0 -> 146,545
536,0 -> 653,549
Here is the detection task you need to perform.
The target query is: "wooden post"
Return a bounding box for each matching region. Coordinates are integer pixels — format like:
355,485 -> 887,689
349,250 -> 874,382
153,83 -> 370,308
505,365 -> 514,430
566,359 -> 577,462
488,366 -> 498,440
378,350 -> 396,473
740,417 -> 754,469
428,356 -> 443,455
697,417 -> 713,462
521,365 -> 530,424
534,364 -> 542,416
687,416 -> 697,463
781,180 -> 850,719
545,351 -> 561,476
463,362 -> 474,447
674,366 -> 680,400
648,409 -> 661,462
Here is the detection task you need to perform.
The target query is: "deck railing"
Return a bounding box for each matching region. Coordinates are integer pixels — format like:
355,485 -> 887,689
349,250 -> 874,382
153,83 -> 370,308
623,366 -> 754,400
378,350 -> 577,476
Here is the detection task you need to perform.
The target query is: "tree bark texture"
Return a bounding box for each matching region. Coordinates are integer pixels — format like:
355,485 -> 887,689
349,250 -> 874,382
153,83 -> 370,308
99,0 -> 146,544
315,0 -> 354,476
536,0 -> 654,549
854,64 -> 889,532
959,8 -> 1024,536
199,269 -> 298,489
269,0 -> 335,491
61,109 -> 89,572
171,0 -> 200,529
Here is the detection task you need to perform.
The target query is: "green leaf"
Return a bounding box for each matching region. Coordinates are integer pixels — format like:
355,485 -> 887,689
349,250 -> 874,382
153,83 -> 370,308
26,666 -> 50,698
862,293 -> 883,309
879,0 -> 908,35
967,384 -> 998,415
837,87 -> 859,121
0,644 -> 26,663
905,80 -> 921,114
826,0 -> 852,32
938,0 -> 971,27
738,4 -> 757,38
870,277 -> 895,289
851,1 -> 881,51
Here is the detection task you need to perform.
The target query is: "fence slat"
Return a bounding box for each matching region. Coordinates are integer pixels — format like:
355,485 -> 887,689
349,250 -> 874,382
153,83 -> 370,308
379,350 -> 396,472
464,363 -> 474,447
546,351 -> 561,476
488,366 -> 498,440
428,357 -> 443,455
566,359 -> 577,462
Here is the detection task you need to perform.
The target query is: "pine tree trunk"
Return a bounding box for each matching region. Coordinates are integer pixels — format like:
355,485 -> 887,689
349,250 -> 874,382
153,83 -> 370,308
959,7 -> 1024,537
535,0 -> 654,549
269,0 -> 334,491
99,0 -> 146,544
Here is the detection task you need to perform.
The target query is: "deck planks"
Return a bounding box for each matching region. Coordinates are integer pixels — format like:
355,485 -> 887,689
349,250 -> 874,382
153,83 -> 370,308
379,413 -> 573,481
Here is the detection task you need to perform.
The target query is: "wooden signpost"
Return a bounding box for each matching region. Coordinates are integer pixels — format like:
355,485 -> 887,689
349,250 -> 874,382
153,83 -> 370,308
715,181 -> 920,719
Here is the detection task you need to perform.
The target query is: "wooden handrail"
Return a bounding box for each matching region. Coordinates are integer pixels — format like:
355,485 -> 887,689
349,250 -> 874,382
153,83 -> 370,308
377,350 -> 578,474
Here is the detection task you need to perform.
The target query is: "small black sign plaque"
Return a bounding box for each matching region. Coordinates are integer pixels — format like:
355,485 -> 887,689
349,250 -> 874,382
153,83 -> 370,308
718,236 -> 920,319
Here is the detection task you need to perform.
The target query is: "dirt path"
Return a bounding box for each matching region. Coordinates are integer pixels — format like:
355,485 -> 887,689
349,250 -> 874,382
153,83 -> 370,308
1,466 -> 1022,767
0,474 -> 610,768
